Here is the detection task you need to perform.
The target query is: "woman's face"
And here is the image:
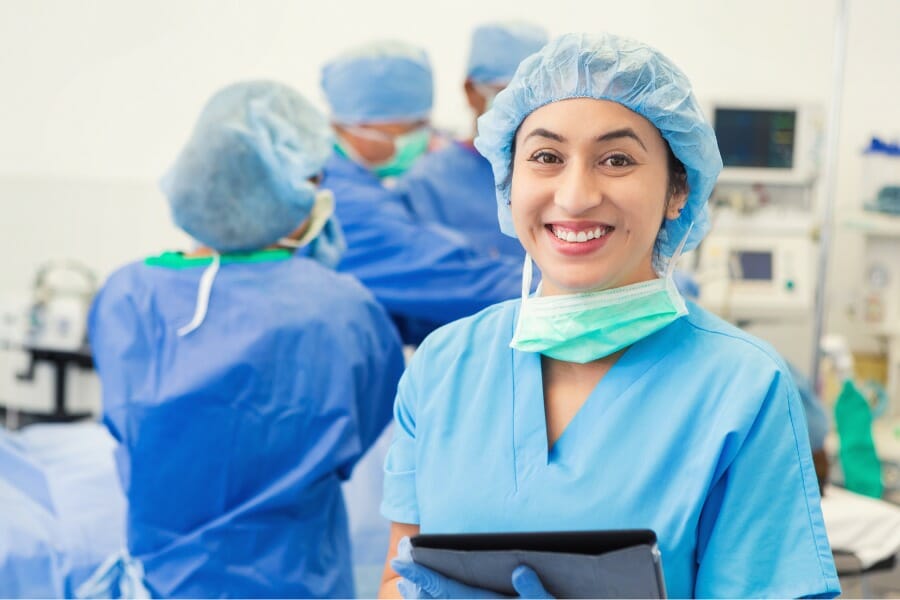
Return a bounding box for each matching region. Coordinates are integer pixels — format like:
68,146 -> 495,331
510,98 -> 686,295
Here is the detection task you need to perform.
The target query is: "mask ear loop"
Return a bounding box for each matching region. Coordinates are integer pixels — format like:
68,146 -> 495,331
509,253 -> 533,348
520,253 -> 533,301
177,252 -> 220,337
664,222 -> 694,280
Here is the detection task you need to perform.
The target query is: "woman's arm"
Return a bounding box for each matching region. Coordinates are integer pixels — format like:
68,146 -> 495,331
378,521 -> 420,599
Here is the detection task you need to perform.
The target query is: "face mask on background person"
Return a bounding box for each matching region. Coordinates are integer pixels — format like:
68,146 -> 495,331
339,125 -> 431,179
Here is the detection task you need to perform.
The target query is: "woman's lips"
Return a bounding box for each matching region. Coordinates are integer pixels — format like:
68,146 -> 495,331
544,222 -> 615,256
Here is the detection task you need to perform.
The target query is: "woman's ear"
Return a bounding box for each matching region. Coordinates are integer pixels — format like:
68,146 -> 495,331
665,186 -> 689,221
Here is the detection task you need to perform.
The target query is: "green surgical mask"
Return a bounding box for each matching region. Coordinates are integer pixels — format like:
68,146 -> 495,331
510,228 -> 692,363
371,127 -> 430,179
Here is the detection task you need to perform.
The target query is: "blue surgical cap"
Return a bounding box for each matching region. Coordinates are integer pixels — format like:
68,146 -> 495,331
474,32 -> 723,257
466,22 -> 548,84
321,40 -> 433,125
161,80 -> 341,255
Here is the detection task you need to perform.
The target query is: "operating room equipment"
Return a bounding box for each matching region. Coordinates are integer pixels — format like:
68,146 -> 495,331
862,137 -> 900,215
692,99 -> 825,372
0,261 -> 100,422
843,210 -> 900,416
707,100 -> 823,187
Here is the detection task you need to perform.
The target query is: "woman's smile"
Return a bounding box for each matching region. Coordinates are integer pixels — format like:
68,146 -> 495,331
544,221 -> 615,256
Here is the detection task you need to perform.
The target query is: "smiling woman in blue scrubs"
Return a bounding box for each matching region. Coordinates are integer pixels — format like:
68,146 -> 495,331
378,33 -> 840,599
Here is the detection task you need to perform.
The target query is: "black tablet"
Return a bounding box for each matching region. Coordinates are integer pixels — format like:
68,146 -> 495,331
410,529 -> 666,599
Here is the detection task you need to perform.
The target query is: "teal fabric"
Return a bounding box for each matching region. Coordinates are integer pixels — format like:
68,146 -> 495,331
835,380 -> 883,498
511,277 -> 687,363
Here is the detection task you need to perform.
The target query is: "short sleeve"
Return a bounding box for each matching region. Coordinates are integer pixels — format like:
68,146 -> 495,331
380,362 -> 420,525
694,369 -> 841,598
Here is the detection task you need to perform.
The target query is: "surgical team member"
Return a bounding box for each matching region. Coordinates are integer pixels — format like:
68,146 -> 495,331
379,33 -> 840,598
321,41 -> 526,344
88,81 -> 405,598
397,22 -> 547,260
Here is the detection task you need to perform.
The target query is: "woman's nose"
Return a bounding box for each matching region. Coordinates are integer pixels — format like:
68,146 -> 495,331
553,163 -> 602,216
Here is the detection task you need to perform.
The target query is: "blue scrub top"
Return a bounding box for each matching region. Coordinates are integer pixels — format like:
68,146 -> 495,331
382,300 -> 840,599
397,141 -> 525,261
89,251 -> 405,598
322,152 -> 524,344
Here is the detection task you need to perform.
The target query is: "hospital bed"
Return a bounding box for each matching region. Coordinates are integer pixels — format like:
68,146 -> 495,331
0,421 -> 125,597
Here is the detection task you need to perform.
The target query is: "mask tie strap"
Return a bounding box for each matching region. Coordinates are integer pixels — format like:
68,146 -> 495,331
277,190 -> 335,249
177,252 -> 220,337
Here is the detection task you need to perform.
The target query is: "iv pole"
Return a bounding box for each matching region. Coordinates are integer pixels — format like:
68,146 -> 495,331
810,0 -> 850,391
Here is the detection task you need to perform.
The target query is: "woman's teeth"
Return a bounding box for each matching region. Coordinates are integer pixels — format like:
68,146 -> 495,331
550,225 -> 611,243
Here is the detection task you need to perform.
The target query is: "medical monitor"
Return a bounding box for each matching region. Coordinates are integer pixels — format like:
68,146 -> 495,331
708,101 -> 819,185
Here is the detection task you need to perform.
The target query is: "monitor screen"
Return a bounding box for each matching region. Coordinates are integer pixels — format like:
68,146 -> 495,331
714,108 -> 796,169
731,250 -> 773,281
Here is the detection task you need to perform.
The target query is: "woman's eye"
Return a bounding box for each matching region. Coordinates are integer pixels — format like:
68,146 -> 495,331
529,151 -> 562,165
603,153 -> 634,167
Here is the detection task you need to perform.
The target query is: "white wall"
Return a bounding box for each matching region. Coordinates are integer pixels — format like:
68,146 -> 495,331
1,0 -> 898,349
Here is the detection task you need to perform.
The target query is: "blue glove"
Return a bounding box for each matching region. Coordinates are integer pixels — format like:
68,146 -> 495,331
391,537 -> 553,599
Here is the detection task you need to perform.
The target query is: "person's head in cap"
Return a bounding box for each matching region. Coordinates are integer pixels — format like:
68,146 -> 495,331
463,22 -> 548,136
321,40 -> 434,179
162,80 -> 344,267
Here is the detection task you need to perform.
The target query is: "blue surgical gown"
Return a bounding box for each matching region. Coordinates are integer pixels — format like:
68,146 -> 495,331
89,250 -> 405,598
322,152 -> 523,344
382,300 -> 840,598
396,141 -> 525,260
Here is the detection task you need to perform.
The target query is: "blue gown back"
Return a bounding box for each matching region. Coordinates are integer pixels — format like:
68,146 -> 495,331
89,252 -> 404,598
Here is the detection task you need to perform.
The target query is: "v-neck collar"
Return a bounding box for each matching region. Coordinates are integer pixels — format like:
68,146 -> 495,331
511,315 -> 686,482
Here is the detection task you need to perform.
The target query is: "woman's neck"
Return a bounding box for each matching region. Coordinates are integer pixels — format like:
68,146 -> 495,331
542,349 -> 626,379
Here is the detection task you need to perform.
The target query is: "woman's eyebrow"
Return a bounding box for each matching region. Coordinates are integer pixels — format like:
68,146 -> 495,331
596,127 -> 647,150
522,128 -> 565,143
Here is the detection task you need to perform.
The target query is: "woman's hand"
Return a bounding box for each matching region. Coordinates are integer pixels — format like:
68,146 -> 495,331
390,537 -> 553,599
